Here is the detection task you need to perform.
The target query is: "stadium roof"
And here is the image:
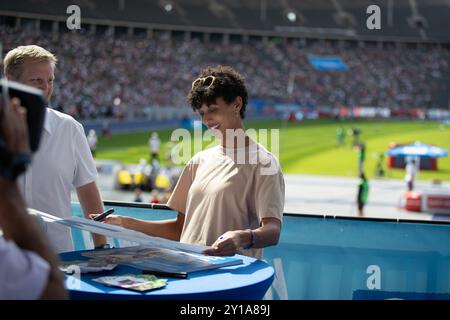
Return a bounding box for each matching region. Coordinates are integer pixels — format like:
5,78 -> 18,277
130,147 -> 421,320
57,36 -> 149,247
0,0 -> 449,42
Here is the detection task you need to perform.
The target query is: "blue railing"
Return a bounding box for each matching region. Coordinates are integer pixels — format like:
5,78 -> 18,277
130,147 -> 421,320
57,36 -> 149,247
70,201 -> 450,300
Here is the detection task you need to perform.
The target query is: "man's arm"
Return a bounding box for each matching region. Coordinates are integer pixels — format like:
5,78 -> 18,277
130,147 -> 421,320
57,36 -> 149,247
76,181 -> 107,248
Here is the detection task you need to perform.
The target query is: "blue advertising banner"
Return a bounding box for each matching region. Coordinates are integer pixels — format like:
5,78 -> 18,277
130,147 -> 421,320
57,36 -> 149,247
308,55 -> 348,71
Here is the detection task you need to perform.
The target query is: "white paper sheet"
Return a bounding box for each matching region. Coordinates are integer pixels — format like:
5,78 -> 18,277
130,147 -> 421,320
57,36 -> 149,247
29,208 -> 208,253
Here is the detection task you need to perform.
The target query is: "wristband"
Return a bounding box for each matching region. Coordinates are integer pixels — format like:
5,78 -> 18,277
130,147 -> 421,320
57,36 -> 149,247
0,141 -> 31,180
243,229 -> 255,250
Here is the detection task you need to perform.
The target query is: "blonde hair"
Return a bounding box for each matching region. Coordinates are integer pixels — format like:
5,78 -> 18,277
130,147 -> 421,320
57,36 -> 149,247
3,45 -> 57,79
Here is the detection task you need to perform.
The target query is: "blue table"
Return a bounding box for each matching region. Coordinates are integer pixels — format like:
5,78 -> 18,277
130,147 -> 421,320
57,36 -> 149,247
70,202 -> 450,299
60,249 -> 274,300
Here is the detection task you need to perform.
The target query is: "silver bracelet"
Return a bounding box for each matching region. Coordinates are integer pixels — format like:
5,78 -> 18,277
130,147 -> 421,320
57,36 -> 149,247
243,229 -> 255,249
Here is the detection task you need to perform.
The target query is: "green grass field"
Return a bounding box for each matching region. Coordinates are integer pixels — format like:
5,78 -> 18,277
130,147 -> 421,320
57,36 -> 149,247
96,119 -> 450,181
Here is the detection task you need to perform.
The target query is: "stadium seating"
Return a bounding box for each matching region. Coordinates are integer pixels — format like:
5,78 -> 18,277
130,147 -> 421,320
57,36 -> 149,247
1,25 -> 448,120
0,0 -> 449,120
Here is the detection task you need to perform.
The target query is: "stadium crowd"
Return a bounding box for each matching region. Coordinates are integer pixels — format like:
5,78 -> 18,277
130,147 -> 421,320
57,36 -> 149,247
1,25 -> 448,120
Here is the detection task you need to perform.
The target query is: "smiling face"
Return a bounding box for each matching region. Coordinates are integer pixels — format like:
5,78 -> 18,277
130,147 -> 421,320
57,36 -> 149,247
196,96 -> 251,148
187,66 -> 249,147
197,96 -> 244,136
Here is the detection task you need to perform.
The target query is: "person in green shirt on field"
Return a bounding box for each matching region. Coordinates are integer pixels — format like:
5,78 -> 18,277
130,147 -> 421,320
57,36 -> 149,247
357,172 -> 369,216
336,126 -> 345,146
357,142 -> 366,176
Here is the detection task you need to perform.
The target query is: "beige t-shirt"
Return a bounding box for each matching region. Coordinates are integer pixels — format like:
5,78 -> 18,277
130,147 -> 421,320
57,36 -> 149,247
167,141 -> 285,259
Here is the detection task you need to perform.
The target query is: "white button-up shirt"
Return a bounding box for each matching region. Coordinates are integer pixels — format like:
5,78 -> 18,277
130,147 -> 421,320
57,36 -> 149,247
18,108 -> 98,253
0,237 -> 50,299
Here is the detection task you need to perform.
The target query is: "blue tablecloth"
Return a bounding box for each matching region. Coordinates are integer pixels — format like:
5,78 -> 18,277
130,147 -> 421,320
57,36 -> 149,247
60,249 -> 274,300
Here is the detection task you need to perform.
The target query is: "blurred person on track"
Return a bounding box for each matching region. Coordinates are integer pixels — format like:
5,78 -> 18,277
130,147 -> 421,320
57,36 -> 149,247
87,129 -> 98,157
405,158 -> 418,191
356,172 -> 369,216
148,132 -> 161,162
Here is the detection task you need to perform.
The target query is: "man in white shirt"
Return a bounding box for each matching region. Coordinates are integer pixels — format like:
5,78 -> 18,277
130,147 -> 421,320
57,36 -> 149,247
87,129 -> 98,157
405,158 -> 419,191
148,132 -> 161,161
3,45 -> 106,252
0,95 -> 67,299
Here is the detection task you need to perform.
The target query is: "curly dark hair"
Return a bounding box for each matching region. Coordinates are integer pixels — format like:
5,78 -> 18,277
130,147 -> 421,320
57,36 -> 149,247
187,65 -> 248,119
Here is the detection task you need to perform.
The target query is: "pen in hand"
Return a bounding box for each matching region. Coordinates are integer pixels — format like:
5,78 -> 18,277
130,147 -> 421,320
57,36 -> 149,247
92,208 -> 115,221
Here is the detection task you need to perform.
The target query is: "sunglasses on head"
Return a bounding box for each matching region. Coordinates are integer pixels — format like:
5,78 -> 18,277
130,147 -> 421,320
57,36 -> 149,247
191,75 -> 216,90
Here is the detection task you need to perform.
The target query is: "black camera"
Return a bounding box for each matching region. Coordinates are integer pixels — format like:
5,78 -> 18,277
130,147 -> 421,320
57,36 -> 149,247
0,79 -> 47,180
0,79 -> 47,152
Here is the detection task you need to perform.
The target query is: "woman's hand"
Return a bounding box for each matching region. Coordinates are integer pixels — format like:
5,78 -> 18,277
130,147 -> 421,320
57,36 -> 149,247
202,230 -> 243,256
89,214 -> 128,228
